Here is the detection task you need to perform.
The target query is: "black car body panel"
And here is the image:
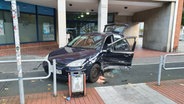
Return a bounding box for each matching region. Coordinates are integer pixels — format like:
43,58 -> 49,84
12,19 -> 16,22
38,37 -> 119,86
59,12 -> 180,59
102,51 -> 134,66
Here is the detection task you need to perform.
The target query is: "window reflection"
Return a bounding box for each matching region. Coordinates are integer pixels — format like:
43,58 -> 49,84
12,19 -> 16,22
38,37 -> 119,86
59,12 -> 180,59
19,13 -> 37,42
38,15 -> 55,41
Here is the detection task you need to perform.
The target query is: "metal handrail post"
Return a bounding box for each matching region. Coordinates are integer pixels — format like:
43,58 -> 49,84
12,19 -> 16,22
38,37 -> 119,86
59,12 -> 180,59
0,78 -> 18,82
163,53 -> 184,70
158,56 -> 163,86
0,59 -> 51,81
53,59 -> 57,96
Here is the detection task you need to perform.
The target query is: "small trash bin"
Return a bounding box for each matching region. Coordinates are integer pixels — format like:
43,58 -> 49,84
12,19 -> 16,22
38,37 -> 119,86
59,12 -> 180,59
68,69 -> 86,97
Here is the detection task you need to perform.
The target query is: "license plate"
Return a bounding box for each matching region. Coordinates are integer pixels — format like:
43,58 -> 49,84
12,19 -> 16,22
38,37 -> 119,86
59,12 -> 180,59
56,70 -> 62,74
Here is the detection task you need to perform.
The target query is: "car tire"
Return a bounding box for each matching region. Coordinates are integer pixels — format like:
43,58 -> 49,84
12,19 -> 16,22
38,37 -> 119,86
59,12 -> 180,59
43,65 -> 54,79
43,65 -> 49,74
42,61 -> 49,74
88,63 -> 101,83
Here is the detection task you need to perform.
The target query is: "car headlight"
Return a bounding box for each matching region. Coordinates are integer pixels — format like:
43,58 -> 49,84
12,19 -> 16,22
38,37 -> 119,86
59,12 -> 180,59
66,59 -> 86,67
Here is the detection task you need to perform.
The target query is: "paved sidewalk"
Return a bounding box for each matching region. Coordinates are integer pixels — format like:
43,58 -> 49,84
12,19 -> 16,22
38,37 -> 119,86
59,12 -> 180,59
0,79 -> 183,104
96,79 -> 184,104
0,88 -> 104,104
147,79 -> 184,104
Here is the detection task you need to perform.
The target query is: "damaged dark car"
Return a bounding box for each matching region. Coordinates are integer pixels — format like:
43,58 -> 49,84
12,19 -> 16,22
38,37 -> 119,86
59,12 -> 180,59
43,24 -> 136,83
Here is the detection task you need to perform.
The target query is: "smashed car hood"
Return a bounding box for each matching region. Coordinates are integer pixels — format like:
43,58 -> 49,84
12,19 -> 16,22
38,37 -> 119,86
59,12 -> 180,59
48,47 -> 97,64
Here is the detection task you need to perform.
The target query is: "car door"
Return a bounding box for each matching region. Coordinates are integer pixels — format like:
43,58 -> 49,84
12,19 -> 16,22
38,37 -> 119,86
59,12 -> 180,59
101,34 -> 136,66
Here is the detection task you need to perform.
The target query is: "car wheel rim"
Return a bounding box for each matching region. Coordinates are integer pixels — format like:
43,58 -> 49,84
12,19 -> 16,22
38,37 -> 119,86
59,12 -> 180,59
92,66 -> 99,79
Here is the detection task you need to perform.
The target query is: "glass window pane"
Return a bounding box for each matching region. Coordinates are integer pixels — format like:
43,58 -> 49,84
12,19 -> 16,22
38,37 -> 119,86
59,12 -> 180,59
114,39 -> 130,51
19,13 -> 37,43
0,11 -> 14,45
38,15 -> 55,41
108,13 -> 114,23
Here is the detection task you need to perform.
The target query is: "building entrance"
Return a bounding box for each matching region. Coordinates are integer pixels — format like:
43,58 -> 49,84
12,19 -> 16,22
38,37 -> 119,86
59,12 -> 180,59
67,21 -> 97,42
66,12 -> 114,42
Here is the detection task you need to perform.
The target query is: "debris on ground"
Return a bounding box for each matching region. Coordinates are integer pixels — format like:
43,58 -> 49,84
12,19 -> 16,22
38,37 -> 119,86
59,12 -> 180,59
63,95 -> 67,99
121,80 -> 128,84
112,70 -> 119,74
47,88 -> 51,91
47,84 -> 52,86
63,95 -> 71,101
121,80 -> 128,82
180,83 -> 184,86
96,76 -> 107,84
66,97 -> 71,101
31,80 -> 36,83
4,87 -> 9,91
104,72 -> 114,78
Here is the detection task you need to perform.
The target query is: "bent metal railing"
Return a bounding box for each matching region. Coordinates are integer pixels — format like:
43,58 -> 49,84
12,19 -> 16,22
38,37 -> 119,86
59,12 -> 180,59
157,53 -> 184,85
0,59 -> 57,104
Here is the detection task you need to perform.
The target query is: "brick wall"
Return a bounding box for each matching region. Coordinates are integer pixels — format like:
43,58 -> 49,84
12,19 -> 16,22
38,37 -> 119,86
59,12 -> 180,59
0,42 -> 58,50
0,42 -> 59,56
174,0 -> 184,51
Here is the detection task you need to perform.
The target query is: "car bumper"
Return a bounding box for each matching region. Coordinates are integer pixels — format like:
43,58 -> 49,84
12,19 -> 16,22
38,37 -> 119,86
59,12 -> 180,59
42,61 -> 88,80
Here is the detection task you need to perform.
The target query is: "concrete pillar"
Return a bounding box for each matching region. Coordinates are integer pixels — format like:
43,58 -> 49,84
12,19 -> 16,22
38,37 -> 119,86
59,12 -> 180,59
166,2 -> 175,52
98,0 -> 108,32
57,0 -> 67,47
133,3 -> 174,52
170,0 -> 178,52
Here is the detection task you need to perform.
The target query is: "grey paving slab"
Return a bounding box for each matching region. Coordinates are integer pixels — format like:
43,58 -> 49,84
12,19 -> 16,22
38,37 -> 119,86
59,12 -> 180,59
95,83 -> 176,104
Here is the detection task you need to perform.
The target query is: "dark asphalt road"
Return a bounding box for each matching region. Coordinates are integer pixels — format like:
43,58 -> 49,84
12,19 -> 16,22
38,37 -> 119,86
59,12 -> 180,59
0,63 -> 184,97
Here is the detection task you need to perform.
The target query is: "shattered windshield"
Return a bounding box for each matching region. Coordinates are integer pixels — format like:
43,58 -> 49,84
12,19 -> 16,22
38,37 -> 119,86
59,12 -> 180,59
67,34 -> 105,50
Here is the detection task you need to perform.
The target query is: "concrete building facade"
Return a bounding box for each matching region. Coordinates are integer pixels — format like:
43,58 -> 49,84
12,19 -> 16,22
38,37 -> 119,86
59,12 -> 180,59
0,0 -> 183,52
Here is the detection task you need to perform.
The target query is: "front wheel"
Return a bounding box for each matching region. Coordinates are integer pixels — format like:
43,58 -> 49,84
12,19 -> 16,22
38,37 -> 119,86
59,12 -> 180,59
42,61 -> 49,74
88,64 -> 101,83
